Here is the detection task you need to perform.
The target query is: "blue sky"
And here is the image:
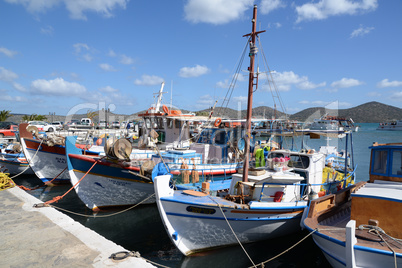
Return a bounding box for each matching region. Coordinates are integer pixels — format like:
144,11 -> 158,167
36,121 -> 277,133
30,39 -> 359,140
1,0 -> 401,117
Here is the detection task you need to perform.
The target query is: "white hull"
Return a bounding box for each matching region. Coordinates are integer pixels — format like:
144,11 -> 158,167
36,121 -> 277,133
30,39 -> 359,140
69,169 -> 155,210
154,175 -> 306,255
20,138 -> 70,183
311,230 -> 402,267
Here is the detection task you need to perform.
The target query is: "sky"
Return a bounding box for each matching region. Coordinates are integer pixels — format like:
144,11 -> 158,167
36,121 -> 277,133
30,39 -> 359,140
0,0 -> 401,118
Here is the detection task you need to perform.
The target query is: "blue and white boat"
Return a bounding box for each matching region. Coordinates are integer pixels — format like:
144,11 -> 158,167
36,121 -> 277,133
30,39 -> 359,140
153,5 -> 356,256
0,143 -> 34,175
304,141 -> 402,267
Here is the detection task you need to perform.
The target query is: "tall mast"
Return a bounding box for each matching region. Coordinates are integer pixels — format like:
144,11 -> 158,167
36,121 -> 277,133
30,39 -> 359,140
242,5 -> 265,182
154,82 -> 165,113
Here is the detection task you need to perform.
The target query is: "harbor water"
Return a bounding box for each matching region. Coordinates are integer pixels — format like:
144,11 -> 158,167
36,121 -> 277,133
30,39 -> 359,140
12,123 -> 401,267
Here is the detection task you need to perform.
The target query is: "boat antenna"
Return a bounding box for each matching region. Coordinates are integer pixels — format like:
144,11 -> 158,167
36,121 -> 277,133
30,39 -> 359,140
242,5 -> 265,182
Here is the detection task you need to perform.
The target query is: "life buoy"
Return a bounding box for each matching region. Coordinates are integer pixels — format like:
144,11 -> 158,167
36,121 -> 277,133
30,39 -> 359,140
214,118 -> 222,127
162,105 -> 169,114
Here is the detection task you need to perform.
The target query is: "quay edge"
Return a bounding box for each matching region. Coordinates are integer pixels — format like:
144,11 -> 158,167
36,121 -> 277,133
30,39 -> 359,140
1,185 -> 155,268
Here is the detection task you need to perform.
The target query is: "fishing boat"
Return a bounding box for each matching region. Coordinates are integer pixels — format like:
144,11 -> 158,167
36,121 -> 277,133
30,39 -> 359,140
19,123 -> 102,184
0,142 -> 34,175
377,120 -> 402,131
304,142 -> 402,267
309,114 -> 359,132
153,5 -> 356,256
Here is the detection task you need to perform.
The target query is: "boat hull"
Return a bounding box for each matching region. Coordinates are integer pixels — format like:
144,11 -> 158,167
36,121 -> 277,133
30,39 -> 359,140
154,175 -> 306,255
309,228 -> 402,268
20,138 -> 70,183
66,137 -> 155,210
0,155 -> 34,175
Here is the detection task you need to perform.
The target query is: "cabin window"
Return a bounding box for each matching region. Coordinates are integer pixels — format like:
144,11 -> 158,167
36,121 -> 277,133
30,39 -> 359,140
144,118 -> 151,129
268,153 -> 285,159
175,120 -> 181,129
372,150 -> 388,175
288,155 -> 310,169
167,118 -> 173,129
391,150 -> 402,176
214,130 -> 226,145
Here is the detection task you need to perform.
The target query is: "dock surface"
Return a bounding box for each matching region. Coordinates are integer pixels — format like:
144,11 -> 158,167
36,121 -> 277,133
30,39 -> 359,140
0,185 -> 154,267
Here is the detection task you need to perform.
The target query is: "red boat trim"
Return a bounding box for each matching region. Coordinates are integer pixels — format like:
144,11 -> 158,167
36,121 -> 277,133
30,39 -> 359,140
69,154 -> 141,172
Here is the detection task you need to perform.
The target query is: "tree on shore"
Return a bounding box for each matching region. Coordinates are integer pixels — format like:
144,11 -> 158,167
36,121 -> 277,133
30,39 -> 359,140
0,110 -> 11,121
22,114 -> 47,122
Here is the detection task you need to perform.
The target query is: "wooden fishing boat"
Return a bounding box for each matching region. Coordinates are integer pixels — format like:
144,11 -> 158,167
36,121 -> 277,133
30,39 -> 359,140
153,5 -> 356,256
304,142 -> 402,267
0,142 -> 34,175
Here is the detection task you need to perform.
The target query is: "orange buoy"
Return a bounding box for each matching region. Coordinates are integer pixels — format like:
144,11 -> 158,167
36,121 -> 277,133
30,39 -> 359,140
96,138 -> 102,146
214,118 -> 222,127
162,105 -> 169,114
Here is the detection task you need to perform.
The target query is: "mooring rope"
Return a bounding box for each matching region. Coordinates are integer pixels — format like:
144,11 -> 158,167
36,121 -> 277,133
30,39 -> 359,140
206,195 -> 256,267
249,229 -> 318,268
46,193 -> 156,218
10,139 -> 44,179
109,250 -> 170,268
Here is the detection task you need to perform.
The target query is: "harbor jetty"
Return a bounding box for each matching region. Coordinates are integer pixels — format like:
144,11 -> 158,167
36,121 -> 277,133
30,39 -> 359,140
0,185 -> 154,267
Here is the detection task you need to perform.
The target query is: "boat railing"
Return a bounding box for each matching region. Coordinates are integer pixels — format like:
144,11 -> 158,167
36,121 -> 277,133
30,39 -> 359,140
167,164 -> 239,184
257,167 -> 356,202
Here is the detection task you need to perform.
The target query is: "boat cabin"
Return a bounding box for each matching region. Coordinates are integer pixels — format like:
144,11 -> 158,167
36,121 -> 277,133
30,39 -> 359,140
369,142 -> 402,182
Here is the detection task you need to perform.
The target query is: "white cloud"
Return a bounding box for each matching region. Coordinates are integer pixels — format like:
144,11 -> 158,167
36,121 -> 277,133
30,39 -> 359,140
179,65 -> 210,78
0,47 -> 18,57
377,79 -> 402,88
268,22 -> 282,29
266,71 -> 325,91
40,25 -> 54,35
232,96 -> 248,105
331,78 -> 363,88
5,0 -> 128,20
99,63 -> 117,72
13,82 -> 27,92
0,94 -> 29,102
64,0 -> 128,20
82,53 -> 93,62
30,77 -> 86,96
120,54 -> 133,65
99,86 -> 118,93
73,43 -> 89,53
350,25 -> 374,38
4,0 -> 59,14
196,94 -> 215,106
134,75 -> 164,86
295,0 -> 378,23
108,49 -> 117,57
0,67 -> 18,82
260,0 -> 286,14
216,79 -> 229,89
184,0 -> 253,25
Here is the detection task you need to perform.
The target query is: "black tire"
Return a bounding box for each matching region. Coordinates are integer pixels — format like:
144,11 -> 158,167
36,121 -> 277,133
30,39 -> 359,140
0,133 -> 4,138
47,127 -> 54,132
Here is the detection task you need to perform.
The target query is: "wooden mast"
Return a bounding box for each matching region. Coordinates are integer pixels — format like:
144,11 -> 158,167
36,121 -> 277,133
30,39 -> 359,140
242,5 -> 265,182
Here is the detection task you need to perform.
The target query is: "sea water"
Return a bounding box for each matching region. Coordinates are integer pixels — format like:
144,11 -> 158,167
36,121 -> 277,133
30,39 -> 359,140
14,123 -> 400,267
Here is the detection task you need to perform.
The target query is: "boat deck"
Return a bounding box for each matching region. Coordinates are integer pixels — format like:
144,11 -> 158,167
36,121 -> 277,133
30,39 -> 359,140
314,205 -> 402,255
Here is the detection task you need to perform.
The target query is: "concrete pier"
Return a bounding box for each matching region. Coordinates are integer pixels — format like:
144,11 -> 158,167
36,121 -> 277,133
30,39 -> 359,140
0,186 -> 154,267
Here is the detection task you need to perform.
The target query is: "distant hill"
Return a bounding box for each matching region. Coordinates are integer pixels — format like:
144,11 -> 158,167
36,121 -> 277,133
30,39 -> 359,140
195,106 -> 287,119
5,101 -> 402,124
289,102 -> 402,123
